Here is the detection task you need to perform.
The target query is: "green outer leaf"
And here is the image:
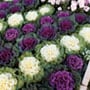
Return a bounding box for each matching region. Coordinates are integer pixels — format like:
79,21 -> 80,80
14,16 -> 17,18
0,20 -> 7,33
71,70 -> 81,90
81,48 -> 90,61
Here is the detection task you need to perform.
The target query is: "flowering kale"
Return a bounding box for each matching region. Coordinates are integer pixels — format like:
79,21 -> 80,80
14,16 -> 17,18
58,19 -> 75,34
0,2 -> 9,10
13,0 -> 21,3
38,24 -> 56,40
75,13 -> 87,24
57,11 -> 70,18
0,10 -> 7,19
66,55 -> 83,70
5,28 -> 18,41
22,23 -> 36,34
9,4 -> 22,13
0,48 -> 13,65
49,70 -> 75,90
40,16 -> 54,25
19,37 -> 38,51
22,0 -> 36,7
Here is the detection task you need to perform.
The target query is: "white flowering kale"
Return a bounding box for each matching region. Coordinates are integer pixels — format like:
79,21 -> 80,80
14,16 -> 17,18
19,52 -> 44,83
8,13 -> 24,27
79,24 -> 90,44
60,35 -> 80,52
40,44 -> 60,62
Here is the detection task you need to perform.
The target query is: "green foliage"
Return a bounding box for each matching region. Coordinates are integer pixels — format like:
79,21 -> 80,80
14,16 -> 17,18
82,48 -> 90,61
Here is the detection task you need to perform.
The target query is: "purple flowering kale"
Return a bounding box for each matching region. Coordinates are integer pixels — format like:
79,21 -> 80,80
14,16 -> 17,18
40,16 -> 54,25
38,24 -> 56,40
9,4 -> 22,13
0,2 -> 9,10
75,13 -> 87,24
58,19 -> 74,33
19,37 -> 38,51
57,11 -> 70,18
49,70 -> 75,90
13,0 -> 20,3
22,23 -> 36,34
5,28 -> 18,41
0,10 -> 7,19
66,55 -> 83,70
0,48 -> 13,65
22,0 -> 36,7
